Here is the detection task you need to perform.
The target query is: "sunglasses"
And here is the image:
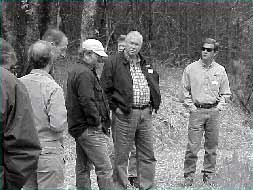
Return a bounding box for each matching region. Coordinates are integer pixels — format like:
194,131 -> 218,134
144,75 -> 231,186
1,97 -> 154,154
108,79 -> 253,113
202,47 -> 214,52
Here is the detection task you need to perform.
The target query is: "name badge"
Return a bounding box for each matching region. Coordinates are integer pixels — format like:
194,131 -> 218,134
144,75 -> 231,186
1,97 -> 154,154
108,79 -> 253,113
148,69 -> 153,74
212,81 -> 218,85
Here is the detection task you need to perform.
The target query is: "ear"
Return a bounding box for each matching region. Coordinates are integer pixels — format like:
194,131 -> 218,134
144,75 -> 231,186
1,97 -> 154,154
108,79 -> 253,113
82,53 -> 90,62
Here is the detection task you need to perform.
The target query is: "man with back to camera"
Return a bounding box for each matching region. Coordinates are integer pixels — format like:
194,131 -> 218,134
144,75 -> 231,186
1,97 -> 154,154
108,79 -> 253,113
0,38 -> 41,189
101,31 -> 161,189
20,40 -> 67,189
66,39 -> 114,189
180,38 -> 231,186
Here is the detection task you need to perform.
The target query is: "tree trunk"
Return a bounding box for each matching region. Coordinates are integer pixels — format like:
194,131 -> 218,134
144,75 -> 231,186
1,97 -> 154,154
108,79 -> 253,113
60,1 -> 83,52
81,1 -> 97,44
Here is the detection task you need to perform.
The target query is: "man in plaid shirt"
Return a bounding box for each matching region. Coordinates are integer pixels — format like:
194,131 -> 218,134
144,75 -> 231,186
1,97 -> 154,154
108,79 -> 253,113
101,31 -> 161,189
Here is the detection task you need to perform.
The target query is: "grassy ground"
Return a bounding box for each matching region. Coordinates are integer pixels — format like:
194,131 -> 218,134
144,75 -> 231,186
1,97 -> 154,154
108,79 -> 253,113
54,57 -> 252,189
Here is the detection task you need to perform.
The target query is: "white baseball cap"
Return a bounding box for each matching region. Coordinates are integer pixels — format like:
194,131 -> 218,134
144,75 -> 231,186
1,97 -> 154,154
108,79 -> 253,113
81,39 -> 108,57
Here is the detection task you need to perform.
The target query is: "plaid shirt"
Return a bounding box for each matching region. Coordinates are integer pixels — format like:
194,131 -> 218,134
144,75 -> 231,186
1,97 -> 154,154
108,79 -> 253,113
125,52 -> 150,106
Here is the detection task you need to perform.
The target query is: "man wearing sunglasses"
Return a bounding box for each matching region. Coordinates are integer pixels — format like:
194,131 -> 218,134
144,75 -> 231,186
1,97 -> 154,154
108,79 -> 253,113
180,38 -> 231,186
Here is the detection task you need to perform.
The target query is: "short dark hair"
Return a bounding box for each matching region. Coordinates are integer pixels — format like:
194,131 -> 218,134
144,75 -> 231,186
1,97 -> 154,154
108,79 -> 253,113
42,28 -> 66,46
202,38 -> 219,52
28,40 -> 52,69
0,38 -> 17,66
117,35 -> 126,43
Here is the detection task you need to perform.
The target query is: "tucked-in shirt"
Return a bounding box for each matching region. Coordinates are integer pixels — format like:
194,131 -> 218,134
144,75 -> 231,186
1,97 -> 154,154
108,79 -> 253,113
181,59 -> 231,109
125,52 -> 150,106
20,69 -> 67,143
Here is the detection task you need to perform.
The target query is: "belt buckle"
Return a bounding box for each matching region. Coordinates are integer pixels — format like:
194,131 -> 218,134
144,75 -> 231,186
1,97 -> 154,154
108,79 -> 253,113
136,105 -> 144,109
133,104 -> 148,109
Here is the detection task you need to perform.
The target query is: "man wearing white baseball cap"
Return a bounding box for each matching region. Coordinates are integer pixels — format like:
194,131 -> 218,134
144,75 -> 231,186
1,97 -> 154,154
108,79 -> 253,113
82,39 -> 108,57
66,39 -> 113,189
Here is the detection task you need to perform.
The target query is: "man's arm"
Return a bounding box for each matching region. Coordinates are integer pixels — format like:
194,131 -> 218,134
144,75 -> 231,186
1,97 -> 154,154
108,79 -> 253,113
180,67 -> 197,112
100,59 -> 117,111
3,81 -> 41,189
217,69 -> 232,111
47,87 -> 67,133
77,72 -> 101,127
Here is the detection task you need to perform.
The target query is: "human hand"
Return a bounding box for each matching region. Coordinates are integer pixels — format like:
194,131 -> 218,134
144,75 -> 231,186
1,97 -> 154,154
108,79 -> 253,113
102,127 -> 110,137
116,107 -> 124,115
189,105 -> 197,113
216,104 -> 223,111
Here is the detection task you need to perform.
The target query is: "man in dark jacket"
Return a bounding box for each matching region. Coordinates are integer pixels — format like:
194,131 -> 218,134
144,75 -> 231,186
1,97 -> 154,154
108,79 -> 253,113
100,31 -> 161,189
66,39 -> 113,189
0,38 -> 41,189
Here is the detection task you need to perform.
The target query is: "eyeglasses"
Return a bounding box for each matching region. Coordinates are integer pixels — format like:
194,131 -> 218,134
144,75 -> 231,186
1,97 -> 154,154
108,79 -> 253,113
202,47 -> 214,52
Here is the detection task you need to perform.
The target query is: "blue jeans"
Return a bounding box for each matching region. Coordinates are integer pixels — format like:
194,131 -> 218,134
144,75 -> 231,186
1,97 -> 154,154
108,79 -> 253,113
23,141 -> 64,189
76,126 -> 113,190
128,146 -> 137,178
111,113 -> 137,178
113,107 -> 156,189
184,108 -> 220,177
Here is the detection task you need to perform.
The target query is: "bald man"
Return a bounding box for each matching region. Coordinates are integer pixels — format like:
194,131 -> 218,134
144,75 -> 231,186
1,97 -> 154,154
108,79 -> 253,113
20,40 -> 67,189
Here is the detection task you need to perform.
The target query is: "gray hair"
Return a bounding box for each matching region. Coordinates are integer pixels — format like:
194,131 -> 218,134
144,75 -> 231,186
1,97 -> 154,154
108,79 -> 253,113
28,40 -> 53,69
125,31 -> 143,45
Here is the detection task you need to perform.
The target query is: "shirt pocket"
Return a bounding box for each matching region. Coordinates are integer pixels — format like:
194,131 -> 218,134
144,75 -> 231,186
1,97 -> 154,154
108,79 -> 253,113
210,73 -> 221,92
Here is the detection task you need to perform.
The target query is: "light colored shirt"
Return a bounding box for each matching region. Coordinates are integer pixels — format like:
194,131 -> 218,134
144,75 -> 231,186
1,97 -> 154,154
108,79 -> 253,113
181,59 -> 231,110
125,52 -> 150,106
20,69 -> 67,143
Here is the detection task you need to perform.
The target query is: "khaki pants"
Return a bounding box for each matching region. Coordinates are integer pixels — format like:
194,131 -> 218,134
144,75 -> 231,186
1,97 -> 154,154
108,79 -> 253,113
23,142 -> 64,189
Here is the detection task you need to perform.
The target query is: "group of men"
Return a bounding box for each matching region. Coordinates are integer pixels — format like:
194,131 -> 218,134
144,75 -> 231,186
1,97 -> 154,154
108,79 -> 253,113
1,27 -> 231,189
1,29 -> 68,189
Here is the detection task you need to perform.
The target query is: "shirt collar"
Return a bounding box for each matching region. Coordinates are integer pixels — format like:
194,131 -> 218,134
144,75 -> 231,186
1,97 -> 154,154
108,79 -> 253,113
124,51 -> 141,64
199,59 -> 215,69
77,59 -> 96,71
30,69 -> 54,80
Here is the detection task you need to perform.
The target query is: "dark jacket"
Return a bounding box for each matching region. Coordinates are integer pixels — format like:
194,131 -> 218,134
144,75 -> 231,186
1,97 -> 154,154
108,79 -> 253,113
0,68 -> 41,190
100,52 -> 161,114
66,61 -> 111,139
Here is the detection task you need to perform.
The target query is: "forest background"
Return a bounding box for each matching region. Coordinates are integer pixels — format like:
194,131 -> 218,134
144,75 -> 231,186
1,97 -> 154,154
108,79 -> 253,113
1,0 -> 252,112
1,1 -> 252,188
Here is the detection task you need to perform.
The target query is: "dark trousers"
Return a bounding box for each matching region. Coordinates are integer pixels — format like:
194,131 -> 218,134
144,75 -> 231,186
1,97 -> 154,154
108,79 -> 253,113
76,127 -> 114,190
113,108 -> 156,189
184,108 -> 220,177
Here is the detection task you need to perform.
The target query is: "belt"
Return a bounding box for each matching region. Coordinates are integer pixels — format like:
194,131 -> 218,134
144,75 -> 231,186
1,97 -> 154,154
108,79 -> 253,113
194,102 -> 218,109
132,104 -> 150,110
